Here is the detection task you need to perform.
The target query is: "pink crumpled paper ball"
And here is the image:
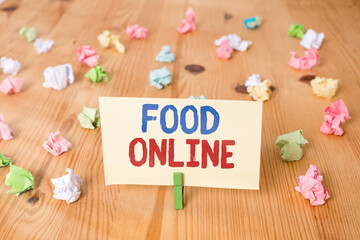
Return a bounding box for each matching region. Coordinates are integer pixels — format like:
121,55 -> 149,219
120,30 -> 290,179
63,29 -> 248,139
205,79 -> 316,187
177,7 -> 196,34
0,114 -> 13,141
76,46 -> 99,68
126,24 -> 148,39
288,47 -> 320,70
0,75 -> 23,95
320,99 -> 351,136
216,40 -> 233,60
43,132 -> 72,156
295,165 -> 330,206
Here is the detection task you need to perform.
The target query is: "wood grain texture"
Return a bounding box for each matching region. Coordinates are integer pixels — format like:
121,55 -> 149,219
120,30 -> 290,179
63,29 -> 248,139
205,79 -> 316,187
0,0 -> 360,239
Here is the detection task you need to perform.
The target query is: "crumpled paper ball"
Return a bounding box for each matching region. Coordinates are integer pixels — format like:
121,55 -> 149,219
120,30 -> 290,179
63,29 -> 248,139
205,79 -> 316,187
247,79 -> 272,102
310,77 -> 338,98
295,165 -> 330,206
320,99 -> 350,136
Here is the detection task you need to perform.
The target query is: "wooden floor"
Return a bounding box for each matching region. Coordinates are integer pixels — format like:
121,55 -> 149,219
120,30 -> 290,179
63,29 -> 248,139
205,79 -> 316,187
0,0 -> 359,239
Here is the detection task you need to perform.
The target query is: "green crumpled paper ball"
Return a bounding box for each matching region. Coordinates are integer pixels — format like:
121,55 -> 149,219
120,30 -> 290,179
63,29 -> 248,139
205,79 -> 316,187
77,106 -> 100,129
0,153 -> 12,167
19,27 -> 37,42
288,24 -> 305,39
84,65 -> 108,83
5,165 -> 35,196
275,130 -> 308,161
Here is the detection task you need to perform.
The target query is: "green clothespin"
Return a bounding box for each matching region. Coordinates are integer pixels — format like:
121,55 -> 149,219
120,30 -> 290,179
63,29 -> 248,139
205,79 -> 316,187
173,172 -> 184,210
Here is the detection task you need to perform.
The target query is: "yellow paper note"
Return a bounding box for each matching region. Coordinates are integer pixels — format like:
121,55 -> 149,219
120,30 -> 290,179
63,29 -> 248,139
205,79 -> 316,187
99,97 -> 263,189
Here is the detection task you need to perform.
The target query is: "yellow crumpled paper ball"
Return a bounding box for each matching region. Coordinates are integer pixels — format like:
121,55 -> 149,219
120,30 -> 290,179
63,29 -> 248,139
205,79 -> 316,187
310,77 -> 338,98
97,30 -> 125,53
247,80 -> 272,102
